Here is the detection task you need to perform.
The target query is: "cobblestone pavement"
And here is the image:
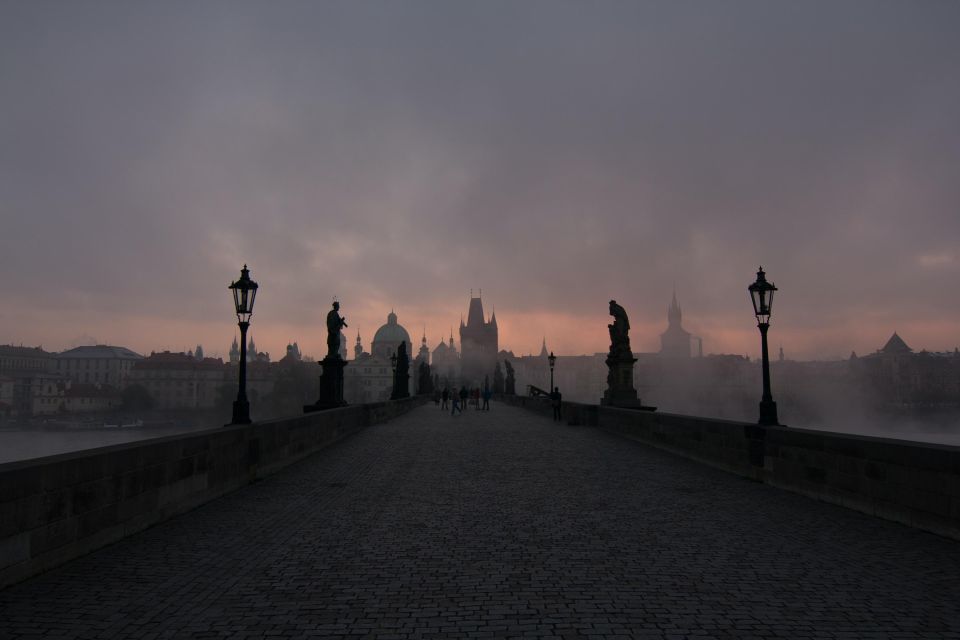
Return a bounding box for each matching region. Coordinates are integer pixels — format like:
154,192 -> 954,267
2,403 -> 960,639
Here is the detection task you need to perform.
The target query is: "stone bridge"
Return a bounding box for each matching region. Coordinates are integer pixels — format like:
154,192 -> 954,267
1,402 -> 959,638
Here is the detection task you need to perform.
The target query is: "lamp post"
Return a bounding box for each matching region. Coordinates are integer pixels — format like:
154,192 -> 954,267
748,266 -> 779,426
228,265 -> 258,425
548,351 -> 556,392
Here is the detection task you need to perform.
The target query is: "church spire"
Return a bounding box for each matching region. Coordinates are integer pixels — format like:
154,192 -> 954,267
540,337 -> 548,358
668,289 -> 682,327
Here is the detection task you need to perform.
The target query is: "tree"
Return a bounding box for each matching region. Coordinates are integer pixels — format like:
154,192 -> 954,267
121,384 -> 155,411
418,361 -> 434,395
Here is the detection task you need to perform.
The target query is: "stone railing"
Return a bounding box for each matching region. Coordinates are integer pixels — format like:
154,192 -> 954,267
499,395 -> 960,541
0,396 -> 427,589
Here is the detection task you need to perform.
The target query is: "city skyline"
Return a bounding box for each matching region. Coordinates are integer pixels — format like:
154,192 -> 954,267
2,2 -> 959,362
3,289 -> 955,366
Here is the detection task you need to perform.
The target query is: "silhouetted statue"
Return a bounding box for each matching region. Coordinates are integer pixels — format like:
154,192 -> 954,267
493,361 -> 505,394
391,343 -> 410,400
305,300 -> 349,412
326,301 -> 348,360
504,359 -> 516,395
608,299 -> 632,358
602,299 -> 644,408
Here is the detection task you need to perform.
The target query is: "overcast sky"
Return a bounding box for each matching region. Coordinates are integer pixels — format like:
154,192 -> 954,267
2,1 -> 958,360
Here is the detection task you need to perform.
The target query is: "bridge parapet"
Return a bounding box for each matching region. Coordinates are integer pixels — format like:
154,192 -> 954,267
499,395 -> 960,541
0,396 -> 427,589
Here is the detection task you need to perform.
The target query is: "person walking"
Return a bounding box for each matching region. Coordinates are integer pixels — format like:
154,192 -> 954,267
551,386 -> 562,422
441,387 -> 449,410
459,385 -> 468,412
481,387 -> 491,411
451,390 -> 461,415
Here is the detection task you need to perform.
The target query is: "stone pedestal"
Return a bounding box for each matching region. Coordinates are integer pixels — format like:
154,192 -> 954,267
304,356 -> 348,413
602,354 -> 647,409
391,371 -> 410,400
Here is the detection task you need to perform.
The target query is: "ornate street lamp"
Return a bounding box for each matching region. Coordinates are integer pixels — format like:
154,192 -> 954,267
548,351 -> 557,392
748,266 -> 778,426
228,265 -> 258,425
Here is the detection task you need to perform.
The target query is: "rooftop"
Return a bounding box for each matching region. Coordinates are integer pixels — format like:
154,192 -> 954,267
58,345 -> 143,360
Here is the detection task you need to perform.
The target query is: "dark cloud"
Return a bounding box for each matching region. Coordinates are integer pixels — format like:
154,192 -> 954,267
2,1 -> 959,358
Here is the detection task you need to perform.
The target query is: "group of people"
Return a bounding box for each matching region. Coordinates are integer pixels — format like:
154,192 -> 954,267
434,384 -> 563,422
436,386 -> 492,414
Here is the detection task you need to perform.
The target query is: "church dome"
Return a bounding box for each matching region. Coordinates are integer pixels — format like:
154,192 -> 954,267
372,311 -> 412,359
373,311 -> 411,345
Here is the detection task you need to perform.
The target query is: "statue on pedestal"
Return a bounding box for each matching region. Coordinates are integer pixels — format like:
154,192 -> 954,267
602,299 -> 647,408
493,361 -> 505,394
391,343 -> 410,400
305,300 -> 350,412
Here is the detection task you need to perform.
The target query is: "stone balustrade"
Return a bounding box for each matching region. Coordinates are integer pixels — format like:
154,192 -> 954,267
0,397 -> 427,588
500,394 -> 960,541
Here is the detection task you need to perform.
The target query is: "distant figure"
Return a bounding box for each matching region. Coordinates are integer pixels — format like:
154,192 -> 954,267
433,389 -> 440,407
472,387 -> 480,410
459,385 -> 468,410
551,386 -> 562,422
451,391 -> 461,415
326,301 -> 348,359
482,387 -> 491,411
441,387 -> 450,410
504,360 -> 516,395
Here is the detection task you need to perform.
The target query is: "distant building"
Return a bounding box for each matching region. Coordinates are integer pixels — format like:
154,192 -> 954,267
62,383 -> 122,413
0,345 -> 60,417
247,337 -> 270,363
659,291 -> 692,358
413,331 -> 432,394
129,352 -> 228,410
55,345 -> 143,387
30,377 -> 66,416
344,331 -> 393,404
229,337 -> 240,365
431,330 -> 460,389
371,311 -> 412,360
459,294 -> 498,385
0,345 -> 55,374
0,376 -> 13,417
851,332 -> 960,406
284,342 -> 303,362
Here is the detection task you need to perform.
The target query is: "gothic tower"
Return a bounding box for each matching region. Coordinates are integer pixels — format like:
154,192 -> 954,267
659,291 -> 692,358
459,293 -> 498,384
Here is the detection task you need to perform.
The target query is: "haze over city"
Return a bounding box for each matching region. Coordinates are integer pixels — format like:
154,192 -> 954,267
2,1 -> 959,361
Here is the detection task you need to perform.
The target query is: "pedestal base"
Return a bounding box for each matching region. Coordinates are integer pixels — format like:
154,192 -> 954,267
602,354 -> 654,410
304,356 -> 348,413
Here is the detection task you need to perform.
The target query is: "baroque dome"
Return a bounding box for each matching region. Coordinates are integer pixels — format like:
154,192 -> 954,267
371,311 -> 412,358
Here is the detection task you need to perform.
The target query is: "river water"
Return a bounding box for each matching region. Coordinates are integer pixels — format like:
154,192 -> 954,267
0,420 -> 221,464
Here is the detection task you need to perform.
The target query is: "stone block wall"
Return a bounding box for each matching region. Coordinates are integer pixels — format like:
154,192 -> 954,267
0,396 -> 426,589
